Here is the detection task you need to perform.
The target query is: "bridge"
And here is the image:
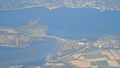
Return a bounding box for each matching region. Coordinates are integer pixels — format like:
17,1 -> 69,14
42,35 -> 67,42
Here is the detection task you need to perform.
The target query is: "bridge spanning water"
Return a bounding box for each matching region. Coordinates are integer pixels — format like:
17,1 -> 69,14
42,35 -> 67,42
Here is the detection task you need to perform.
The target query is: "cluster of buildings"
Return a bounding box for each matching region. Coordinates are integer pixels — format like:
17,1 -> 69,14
94,35 -> 120,49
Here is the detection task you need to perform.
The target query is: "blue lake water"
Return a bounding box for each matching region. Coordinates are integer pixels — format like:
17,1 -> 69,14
0,8 -> 120,39
0,38 -> 61,67
0,7 -> 120,67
